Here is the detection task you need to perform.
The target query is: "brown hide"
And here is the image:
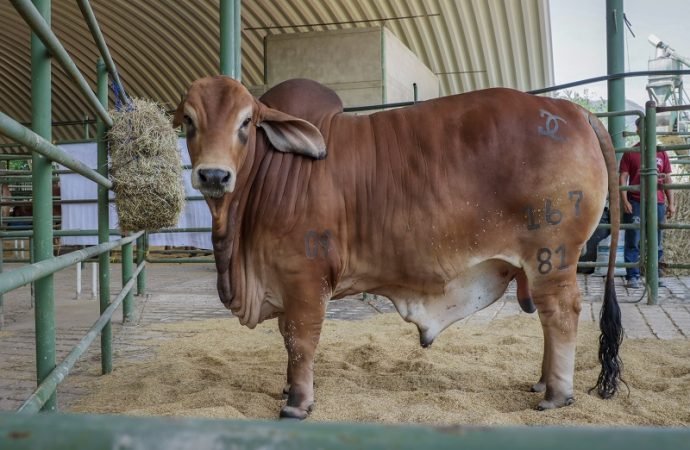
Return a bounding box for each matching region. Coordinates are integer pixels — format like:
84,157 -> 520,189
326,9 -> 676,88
176,77 -> 621,419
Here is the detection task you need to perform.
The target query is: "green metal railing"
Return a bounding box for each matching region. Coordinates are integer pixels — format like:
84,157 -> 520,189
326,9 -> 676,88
0,0 -> 149,413
2,412 -> 690,449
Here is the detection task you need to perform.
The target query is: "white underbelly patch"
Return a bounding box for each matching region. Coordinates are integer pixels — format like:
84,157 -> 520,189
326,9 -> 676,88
392,259 -> 516,346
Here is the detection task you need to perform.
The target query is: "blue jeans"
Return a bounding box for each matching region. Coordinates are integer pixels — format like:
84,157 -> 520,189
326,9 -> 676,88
624,198 -> 665,280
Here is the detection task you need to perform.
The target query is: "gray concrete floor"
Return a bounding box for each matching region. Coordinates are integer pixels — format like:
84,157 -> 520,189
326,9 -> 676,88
0,262 -> 688,411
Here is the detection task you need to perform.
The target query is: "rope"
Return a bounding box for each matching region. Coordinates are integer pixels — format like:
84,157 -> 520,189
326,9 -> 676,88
110,79 -> 132,112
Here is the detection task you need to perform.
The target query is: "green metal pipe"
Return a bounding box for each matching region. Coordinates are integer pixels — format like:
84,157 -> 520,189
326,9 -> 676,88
151,227 -> 211,234
577,262 -> 639,268
234,0 -> 241,81
594,110 -> 644,119
121,237 -> 133,323
660,223 -> 690,230
30,0 -> 56,412
659,183 -> 690,190
0,154 -> 32,160
528,69 -> 690,96
614,147 -> 641,154
151,249 -> 212,255
220,0 -> 238,78
0,229 -> 120,238
656,104 -> 690,113
136,233 -> 146,296
0,233 -> 141,295
76,0 -> 128,105
18,261 -> 146,414
644,102 -> 658,304
593,223 -> 639,230
0,176 -> 59,183
0,113 -> 111,188
606,0 -> 626,159
662,263 -> 690,269
619,185 -> 640,192
658,144 -> 690,152
4,412 -> 690,450
95,59 -> 112,374
10,0 -> 113,127
219,0 -> 233,76
147,258 -> 214,264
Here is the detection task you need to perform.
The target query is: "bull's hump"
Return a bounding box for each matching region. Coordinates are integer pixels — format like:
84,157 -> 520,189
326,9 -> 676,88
260,79 -> 343,126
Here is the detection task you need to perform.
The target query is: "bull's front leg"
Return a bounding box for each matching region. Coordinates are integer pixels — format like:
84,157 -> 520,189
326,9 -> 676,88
278,295 -> 327,420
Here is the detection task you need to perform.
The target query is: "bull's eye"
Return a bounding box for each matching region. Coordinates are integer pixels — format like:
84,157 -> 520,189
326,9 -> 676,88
240,117 -> 251,129
183,115 -> 193,127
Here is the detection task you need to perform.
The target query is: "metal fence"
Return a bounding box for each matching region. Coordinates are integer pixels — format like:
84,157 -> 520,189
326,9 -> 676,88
0,0 -> 146,412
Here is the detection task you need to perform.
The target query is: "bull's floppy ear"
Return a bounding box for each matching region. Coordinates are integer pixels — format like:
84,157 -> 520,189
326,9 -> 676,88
258,106 -> 327,159
172,97 -> 186,128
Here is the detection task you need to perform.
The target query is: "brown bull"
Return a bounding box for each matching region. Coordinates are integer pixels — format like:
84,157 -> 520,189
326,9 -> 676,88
174,77 -> 623,420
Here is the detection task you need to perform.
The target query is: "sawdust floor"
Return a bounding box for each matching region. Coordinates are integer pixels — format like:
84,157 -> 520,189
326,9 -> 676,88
68,314 -> 690,426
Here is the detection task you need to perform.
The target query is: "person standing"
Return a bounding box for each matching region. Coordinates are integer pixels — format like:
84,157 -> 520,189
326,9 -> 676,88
619,120 -> 675,289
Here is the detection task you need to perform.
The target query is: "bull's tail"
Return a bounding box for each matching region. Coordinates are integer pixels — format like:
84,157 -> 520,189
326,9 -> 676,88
588,114 -> 624,399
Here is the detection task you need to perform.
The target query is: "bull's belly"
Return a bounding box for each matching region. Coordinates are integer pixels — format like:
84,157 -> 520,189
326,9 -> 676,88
386,258 -> 517,346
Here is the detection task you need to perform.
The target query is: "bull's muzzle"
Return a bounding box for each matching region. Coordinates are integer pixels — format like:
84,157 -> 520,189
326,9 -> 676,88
196,168 -> 234,197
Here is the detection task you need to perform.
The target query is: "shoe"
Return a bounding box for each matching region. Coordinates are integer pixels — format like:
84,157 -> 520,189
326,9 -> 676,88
626,278 -> 641,289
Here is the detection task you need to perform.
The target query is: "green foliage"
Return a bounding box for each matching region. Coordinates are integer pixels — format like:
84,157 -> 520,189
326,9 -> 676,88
8,159 -> 30,171
555,89 -> 607,113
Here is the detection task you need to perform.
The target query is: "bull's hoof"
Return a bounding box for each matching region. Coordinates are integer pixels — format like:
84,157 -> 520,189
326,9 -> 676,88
536,396 -> 575,410
530,382 -> 546,393
279,405 -> 312,420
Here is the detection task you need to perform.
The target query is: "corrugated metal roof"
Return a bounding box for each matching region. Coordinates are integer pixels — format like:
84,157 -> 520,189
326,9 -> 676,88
0,0 -> 553,146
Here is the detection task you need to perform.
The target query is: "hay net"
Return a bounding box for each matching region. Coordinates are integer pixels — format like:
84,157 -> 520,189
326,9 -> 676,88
107,98 -> 185,233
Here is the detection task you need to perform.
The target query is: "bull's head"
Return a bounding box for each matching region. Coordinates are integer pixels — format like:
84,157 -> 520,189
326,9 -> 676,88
173,76 -> 326,198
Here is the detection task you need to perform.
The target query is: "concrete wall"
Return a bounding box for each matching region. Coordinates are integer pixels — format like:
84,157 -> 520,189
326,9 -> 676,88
252,26 -> 439,109
382,27 -> 438,103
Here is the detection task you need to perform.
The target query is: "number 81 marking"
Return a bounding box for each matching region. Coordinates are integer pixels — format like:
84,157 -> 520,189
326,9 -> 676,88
537,245 -> 569,274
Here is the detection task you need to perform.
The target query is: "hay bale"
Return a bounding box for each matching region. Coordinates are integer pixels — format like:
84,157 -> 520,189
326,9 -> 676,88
108,98 -> 185,232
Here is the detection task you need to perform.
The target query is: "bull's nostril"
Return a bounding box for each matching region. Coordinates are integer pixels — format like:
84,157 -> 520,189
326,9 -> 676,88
199,172 -> 208,183
221,173 -> 230,184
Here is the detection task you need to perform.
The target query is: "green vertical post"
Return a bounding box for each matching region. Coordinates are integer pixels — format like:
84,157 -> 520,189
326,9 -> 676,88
31,0 -> 56,412
135,233 -> 146,296
121,236 -> 133,322
645,101 -> 659,304
234,0 -> 241,81
220,0 -> 241,78
606,0 -> 626,156
96,58 -> 112,373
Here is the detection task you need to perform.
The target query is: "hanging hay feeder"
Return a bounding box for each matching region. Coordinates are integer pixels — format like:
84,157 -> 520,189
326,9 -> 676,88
108,98 -> 185,233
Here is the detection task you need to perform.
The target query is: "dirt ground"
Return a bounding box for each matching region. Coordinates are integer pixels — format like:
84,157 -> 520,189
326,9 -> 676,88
69,313 -> 690,426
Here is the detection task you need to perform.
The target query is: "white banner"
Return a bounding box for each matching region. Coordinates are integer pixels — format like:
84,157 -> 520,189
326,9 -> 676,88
59,139 -> 212,249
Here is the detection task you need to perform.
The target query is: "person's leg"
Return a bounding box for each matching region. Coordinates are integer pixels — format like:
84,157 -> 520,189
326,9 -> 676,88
657,202 -> 666,286
657,202 -> 666,263
623,199 -> 641,282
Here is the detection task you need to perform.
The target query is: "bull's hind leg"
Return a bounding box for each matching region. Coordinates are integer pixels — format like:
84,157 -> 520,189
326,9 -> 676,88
529,268 -> 582,410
